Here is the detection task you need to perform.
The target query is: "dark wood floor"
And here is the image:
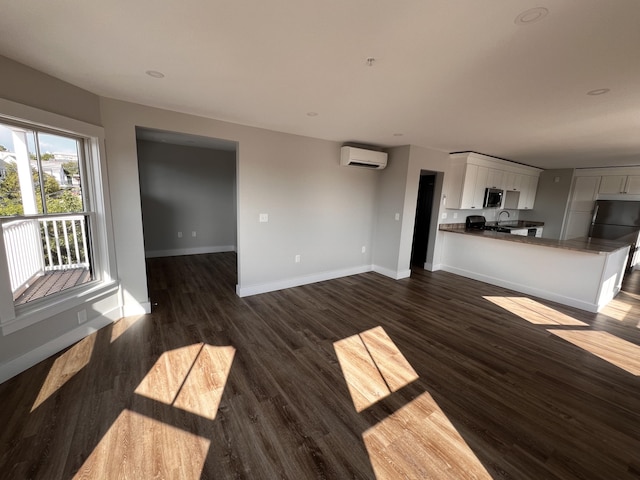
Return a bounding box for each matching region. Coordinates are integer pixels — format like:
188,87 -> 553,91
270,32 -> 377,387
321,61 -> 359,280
1,252 -> 639,479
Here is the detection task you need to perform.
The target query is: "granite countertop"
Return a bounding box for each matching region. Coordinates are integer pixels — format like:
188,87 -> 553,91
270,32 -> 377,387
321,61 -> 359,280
439,223 -> 630,255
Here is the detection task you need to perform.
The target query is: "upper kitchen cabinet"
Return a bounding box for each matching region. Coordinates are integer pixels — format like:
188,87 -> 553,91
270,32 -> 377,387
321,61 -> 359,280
599,174 -> 640,195
447,152 -> 542,210
517,175 -> 539,210
503,171 -> 526,192
486,168 -> 504,189
449,162 -> 488,209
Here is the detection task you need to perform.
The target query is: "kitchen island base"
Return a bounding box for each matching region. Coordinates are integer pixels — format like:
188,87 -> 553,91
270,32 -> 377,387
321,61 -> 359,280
439,231 -> 629,313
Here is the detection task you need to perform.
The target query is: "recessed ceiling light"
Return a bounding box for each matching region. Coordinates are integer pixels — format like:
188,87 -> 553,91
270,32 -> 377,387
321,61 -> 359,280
306,112 -> 318,117
145,70 -> 165,78
586,88 -> 610,96
514,7 -> 549,25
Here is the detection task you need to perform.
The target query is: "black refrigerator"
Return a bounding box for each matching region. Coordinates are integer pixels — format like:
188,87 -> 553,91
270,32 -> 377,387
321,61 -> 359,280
589,200 -> 640,268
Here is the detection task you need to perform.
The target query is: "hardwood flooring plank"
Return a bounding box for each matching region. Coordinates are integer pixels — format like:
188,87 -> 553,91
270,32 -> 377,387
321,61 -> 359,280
1,253 -> 640,479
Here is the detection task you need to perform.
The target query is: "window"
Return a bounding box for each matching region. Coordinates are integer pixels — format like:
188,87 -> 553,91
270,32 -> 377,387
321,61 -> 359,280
0,100 -> 116,335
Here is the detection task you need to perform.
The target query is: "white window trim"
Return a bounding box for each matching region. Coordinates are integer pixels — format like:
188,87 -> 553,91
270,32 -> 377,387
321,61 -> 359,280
0,97 -> 118,335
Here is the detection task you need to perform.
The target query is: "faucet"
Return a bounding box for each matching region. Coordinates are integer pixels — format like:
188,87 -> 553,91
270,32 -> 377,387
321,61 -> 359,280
498,210 -> 510,224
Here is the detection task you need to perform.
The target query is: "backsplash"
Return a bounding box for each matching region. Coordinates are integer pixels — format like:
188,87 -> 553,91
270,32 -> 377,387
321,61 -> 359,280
442,208 -> 520,224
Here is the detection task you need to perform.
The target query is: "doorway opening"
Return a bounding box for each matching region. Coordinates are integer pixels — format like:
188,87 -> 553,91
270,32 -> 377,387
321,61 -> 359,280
135,127 -> 238,292
410,173 -> 436,267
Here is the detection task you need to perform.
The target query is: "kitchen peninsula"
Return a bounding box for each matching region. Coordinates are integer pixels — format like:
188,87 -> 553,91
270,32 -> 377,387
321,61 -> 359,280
438,224 -> 630,312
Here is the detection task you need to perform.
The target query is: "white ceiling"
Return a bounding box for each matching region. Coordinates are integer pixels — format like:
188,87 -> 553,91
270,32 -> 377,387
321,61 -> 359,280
1,0 -> 639,169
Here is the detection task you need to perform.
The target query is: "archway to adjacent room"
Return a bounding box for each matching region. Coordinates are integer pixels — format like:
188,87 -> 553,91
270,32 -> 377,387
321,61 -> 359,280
135,127 -> 238,294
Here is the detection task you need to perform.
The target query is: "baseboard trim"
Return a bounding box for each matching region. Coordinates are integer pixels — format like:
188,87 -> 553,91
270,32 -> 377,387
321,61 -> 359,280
0,307 -> 121,384
122,301 -> 151,316
237,265 -> 373,297
372,265 -> 411,280
145,245 -> 236,258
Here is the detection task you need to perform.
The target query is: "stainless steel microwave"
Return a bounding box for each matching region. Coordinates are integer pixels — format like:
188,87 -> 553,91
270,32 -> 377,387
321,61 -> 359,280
483,188 -> 503,208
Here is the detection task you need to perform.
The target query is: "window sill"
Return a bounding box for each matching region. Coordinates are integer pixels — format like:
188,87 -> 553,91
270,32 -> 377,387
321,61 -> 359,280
1,280 -> 120,336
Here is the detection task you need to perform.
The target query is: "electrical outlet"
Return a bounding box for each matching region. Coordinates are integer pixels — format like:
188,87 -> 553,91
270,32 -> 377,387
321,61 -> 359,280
441,212 -> 447,219
453,212 -> 458,219
192,231 -> 196,237
177,231 -> 182,238
77,309 -> 87,324
394,213 -> 400,221
295,254 -> 301,263
361,246 -> 366,253
259,213 -> 269,223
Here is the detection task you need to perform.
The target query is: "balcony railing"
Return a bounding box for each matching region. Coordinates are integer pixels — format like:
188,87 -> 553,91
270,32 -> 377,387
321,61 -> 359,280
2,214 -> 91,298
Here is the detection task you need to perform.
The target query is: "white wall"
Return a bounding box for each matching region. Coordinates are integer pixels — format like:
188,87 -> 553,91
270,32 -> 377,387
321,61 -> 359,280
372,146 -> 410,277
101,98 -> 381,303
372,145 -> 449,278
137,140 -> 237,257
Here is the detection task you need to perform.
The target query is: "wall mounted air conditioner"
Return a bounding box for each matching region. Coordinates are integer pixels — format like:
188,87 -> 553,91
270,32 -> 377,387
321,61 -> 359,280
340,146 -> 388,170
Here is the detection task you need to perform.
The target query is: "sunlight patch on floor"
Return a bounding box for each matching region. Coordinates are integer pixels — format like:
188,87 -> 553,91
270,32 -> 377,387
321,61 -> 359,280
110,314 -> 146,343
135,343 -> 235,420
31,334 -> 96,412
549,330 -> 640,375
363,391 -> 492,480
334,326 -> 418,412
74,408 -> 210,480
484,296 -> 588,326
598,295 -> 635,323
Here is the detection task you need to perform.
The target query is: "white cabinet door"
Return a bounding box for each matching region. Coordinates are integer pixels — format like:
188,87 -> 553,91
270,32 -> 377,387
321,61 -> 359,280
517,175 -> 538,210
470,166 -> 489,209
625,175 -> 640,194
599,175 -> 626,194
511,173 -> 526,192
459,164 -> 488,209
503,171 -> 516,191
486,168 -> 504,189
569,176 -> 600,211
458,163 -> 478,209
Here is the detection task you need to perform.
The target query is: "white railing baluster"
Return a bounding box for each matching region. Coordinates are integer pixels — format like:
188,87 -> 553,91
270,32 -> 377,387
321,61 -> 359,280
3,214 -> 91,296
2,219 -> 45,296
53,220 -> 62,269
43,219 -> 53,269
71,220 -> 80,265
80,216 -> 89,266
62,220 -> 72,267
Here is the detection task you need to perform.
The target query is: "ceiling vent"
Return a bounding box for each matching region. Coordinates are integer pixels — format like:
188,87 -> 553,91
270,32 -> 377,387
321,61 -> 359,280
340,146 -> 387,170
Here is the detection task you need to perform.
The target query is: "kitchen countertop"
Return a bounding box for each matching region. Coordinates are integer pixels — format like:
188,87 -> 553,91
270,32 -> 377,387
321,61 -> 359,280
439,223 -> 630,255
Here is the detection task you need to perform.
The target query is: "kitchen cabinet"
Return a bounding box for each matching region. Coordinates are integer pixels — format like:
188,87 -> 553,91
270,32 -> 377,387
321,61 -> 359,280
503,172 -> 525,192
458,164 -> 488,209
517,175 -> 538,210
449,162 -> 488,209
486,168 -> 504,189
627,176 -> 640,194
562,176 -> 600,240
447,152 -> 542,210
599,174 -> 640,194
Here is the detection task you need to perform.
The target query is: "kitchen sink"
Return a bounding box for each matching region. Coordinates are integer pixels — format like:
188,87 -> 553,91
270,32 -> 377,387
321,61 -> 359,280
483,225 -> 513,233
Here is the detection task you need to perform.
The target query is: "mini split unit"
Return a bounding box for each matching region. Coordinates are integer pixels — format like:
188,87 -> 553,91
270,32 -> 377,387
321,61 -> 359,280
340,146 -> 388,170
